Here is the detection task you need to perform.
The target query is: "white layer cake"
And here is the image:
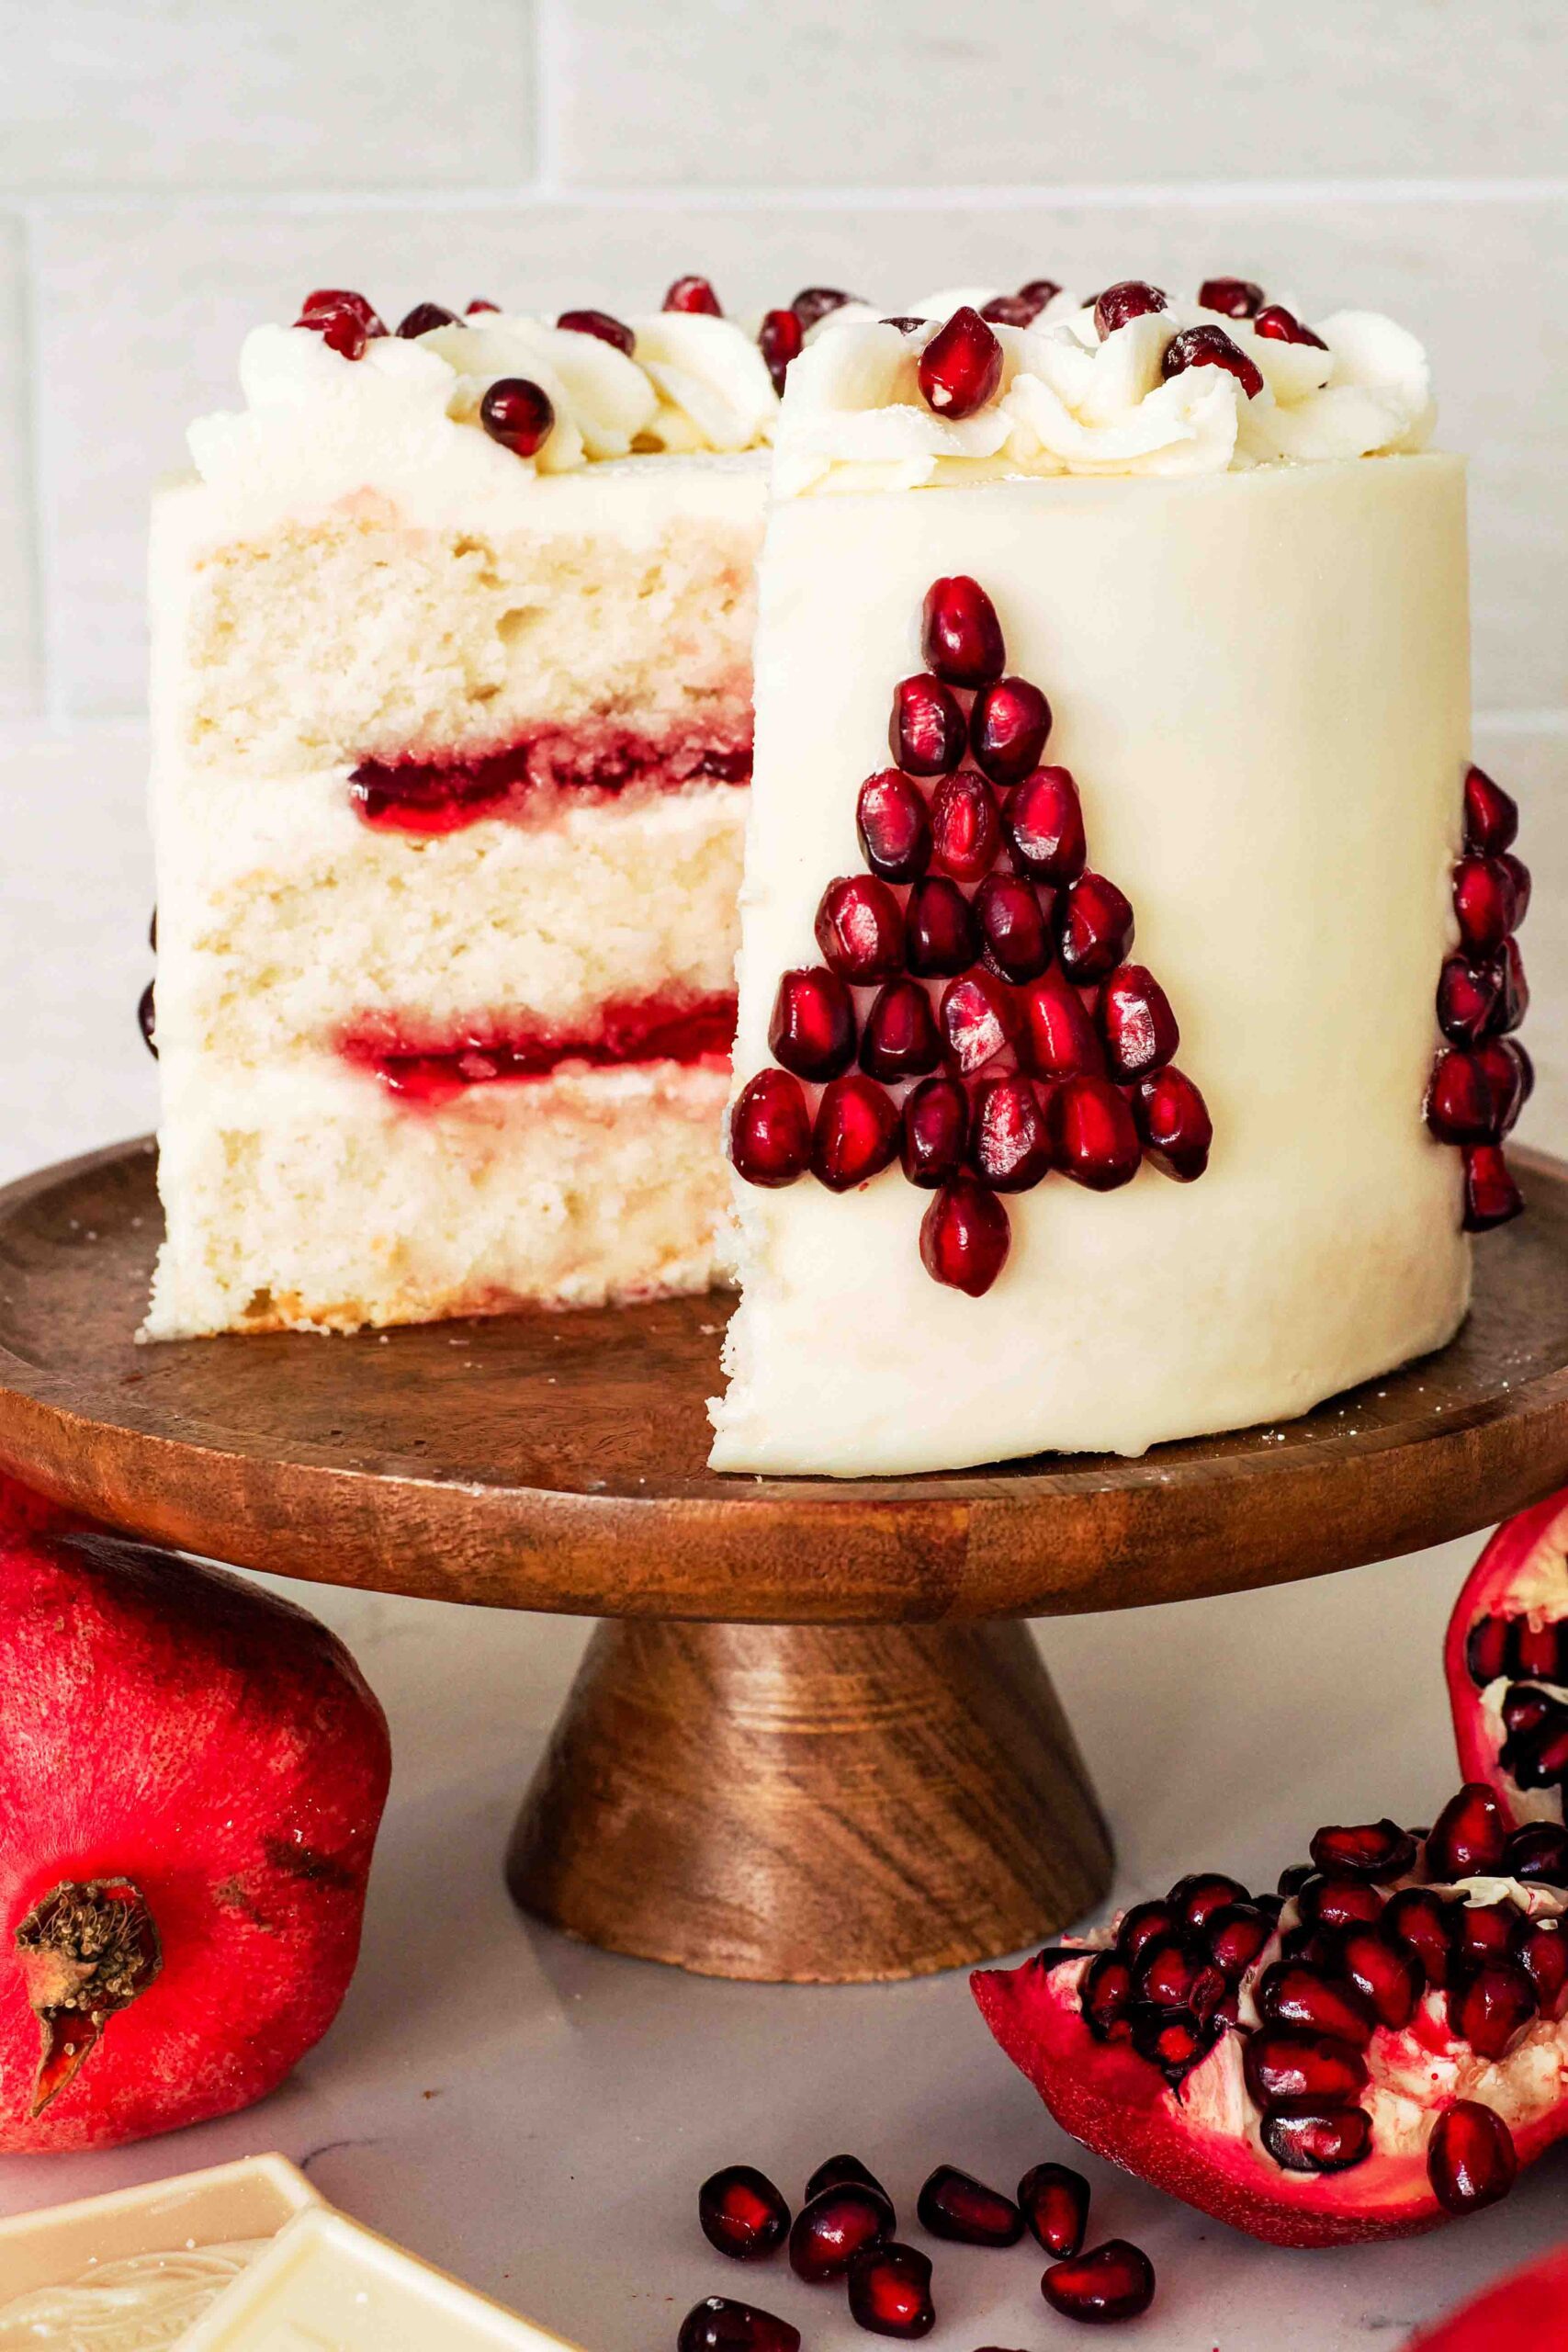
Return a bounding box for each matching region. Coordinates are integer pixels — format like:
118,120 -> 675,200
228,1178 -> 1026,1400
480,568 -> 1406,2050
712,293 -> 1494,1475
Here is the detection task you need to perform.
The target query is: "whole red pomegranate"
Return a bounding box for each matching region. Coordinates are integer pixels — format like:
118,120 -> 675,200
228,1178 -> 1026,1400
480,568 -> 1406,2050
1445,1485 -> 1568,1837
1406,2245 -> 1568,2347
0,1489 -> 389,2150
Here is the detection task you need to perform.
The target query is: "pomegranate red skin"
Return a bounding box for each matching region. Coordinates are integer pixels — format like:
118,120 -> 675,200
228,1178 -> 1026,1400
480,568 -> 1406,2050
1445,1486 -> 1568,1822
1406,2245 -> 1568,2349
0,1510 -> 389,2151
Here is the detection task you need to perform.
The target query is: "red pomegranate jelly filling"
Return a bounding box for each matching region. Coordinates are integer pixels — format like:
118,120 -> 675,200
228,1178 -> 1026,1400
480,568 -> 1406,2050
341,990 -> 736,1106
349,727 -> 752,834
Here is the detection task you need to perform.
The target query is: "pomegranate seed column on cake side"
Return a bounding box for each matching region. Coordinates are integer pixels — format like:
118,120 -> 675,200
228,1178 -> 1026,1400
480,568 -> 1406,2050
711,288 -> 1525,1476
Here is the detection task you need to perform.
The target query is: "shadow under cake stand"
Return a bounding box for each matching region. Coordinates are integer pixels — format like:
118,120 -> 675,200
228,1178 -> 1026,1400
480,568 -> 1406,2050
3,1137 -> 1568,1984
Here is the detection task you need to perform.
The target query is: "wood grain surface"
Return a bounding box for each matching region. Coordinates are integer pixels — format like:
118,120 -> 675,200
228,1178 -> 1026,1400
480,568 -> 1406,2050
2,1136 -> 1567,1624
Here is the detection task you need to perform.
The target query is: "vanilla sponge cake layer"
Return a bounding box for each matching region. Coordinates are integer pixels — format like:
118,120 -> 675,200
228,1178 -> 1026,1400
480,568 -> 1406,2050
713,456 -> 1472,1476
145,1060 -> 733,1337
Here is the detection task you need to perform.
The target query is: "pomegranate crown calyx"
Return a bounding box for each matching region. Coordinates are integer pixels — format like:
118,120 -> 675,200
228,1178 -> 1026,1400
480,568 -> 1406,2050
14,1877 -> 163,2117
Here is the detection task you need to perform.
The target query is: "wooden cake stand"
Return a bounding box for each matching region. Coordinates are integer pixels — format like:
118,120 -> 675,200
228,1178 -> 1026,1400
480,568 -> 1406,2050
3,1136 -> 1568,1984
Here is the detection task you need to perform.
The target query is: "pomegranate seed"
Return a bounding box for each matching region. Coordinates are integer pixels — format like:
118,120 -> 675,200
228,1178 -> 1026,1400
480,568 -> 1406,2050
1466,1613 -> 1513,1683
1199,276 -> 1265,318
1117,1899 -> 1179,1960
890,674 -> 966,776
1050,1074 -> 1141,1192
1427,2102 -> 1517,2215
680,2301 -> 799,2352
466,298 -> 501,314
881,316 -> 925,334
759,308 -> 805,393
1515,1917 -> 1568,2013
901,1076 -> 970,1189
1427,1784 -> 1507,1879
1097,964 -> 1179,1082
980,290 -> 1046,327
558,308 -> 636,355
1003,766 -> 1087,885
1055,872 -> 1135,982
1463,763 -> 1519,854
1082,1950 -> 1135,2040
805,2154 -> 889,2203
1500,850 -> 1532,927
1514,1616 -> 1566,1677
792,287 -> 859,330
1279,1862 -> 1314,1897
847,2243 -> 934,2339
1453,1901 -> 1518,1966
1244,2028 -> 1368,2108
857,769 -> 931,883
298,300 -> 371,359
1130,2005 -> 1220,2081
1497,937 -> 1529,1032
861,979 -> 942,1083
1257,1962 -> 1375,2050
789,2182 -> 895,2282
816,876 -> 905,982
1018,277 -> 1062,306
971,1075 -> 1053,1193
1426,1047 -> 1502,1145
1309,1819 -> 1417,1882
975,874 -> 1053,981
931,769 -> 1002,882
398,300 -> 461,338
1474,1037 -> 1529,1136
904,877 -> 978,978
769,967 -> 856,1080
299,288 -> 384,332
1161,323 -> 1264,399
917,306 -> 1003,420
1260,2106 -> 1371,2174
917,2165 -> 1022,2247
922,577 -> 1006,688
1134,1066 -> 1212,1181
1297,1875 -> 1386,1932
479,378 -> 555,457
940,969 -> 1017,1076
728,1070 -> 812,1186
700,2166 -> 793,2259
1453,854 -> 1523,954
1339,1930 -> 1421,2030
919,1181 -> 1010,1296
1254,303 -> 1327,349
1205,1903 -> 1275,1976
1450,1959 -> 1537,2060
1017,2162 -> 1088,2259
1019,967 -> 1104,1080
664,275 -> 721,315
1437,955 -> 1506,1046
970,677 -> 1052,786
1505,1823 -> 1568,1886
1094,281 -> 1168,338
1041,2240 -> 1155,2326
1135,1936 -> 1225,2016
137,979 -> 158,1057
1463,1144 -> 1524,1231
1383,1887 -> 1459,1988
812,1078 -> 900,1193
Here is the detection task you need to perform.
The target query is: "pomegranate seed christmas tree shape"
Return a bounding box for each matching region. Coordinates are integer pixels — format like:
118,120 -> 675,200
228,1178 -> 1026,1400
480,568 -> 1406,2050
1425,758 -> 1530,1231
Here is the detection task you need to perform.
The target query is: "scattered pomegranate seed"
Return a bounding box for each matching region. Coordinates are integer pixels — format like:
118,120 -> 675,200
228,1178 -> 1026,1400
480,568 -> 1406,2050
917,305 -> 1004,419
558,308 -> 636,354
1133,1065 -> 1212,1180
919,1180 -> 1010,1296
861,980 -> 942,1084
975,874 -> 1054,983
1041,2239 -> 1155,2325
904,877 -> 978,978
901,1077 -> 970,1189
1463,763 -> 1520,854
930,769 -> 1002,883
1003,766 -> 1087,885
1097,964 -> 1179,1081
137,980 -> 157,1057
917,2165 -> 1022,2247
890,674 -> 966,776
812,1078 -> 901,1193
1437,954 -> 1505,1046
1260,2107 -> 1371,2175
847,2242 -> 935,2339
1309,1818 -> 1417,1881
806,2154 -> 889,2201
1017,2162 -> 1088,2259
759,308 -> 805,393
1049,1074 -> 1141,1191
1093,281 -> 1168,338
940,968 -> 1017,1077
1199,276 -> 1265,317
1161,323 -> 1264,400
1019,967 -> 1104,1080
397,301 -> 460,337
1243,2027 -> 1369,2108
1427,2101 -> 1517,2215
1257,1962 -> 1375,2049
769,967 -> 857,1081
1055,872 -> 1135,982
680,2300 -> 801,2352
664,275 -> 722,314
1427,1783 -> 1507,1879
1254,303 -> 1327,349
921,577 -> 1006,688
728,1070 -> 812,1187
479,378 -> 556,457
466,298 -> 501,313
816,875 -> 905,983
857,769 -> 932,883
789,2180 -> 894,2281
970,677 -> 1052,786
793,287 -> 858,330
1382,1886 -> 1458,1988
700,2165 -> 792,2259
1462,1143 -> 1524,1232
971,1076 -> 1054,1193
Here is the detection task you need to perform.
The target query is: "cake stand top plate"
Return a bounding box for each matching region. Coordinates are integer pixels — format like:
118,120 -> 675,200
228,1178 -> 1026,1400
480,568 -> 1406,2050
1,1137 -> 1565,1624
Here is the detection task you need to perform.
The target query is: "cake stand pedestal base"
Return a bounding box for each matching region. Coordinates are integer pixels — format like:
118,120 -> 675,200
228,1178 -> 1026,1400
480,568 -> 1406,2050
505,1619 -> 1111,1982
